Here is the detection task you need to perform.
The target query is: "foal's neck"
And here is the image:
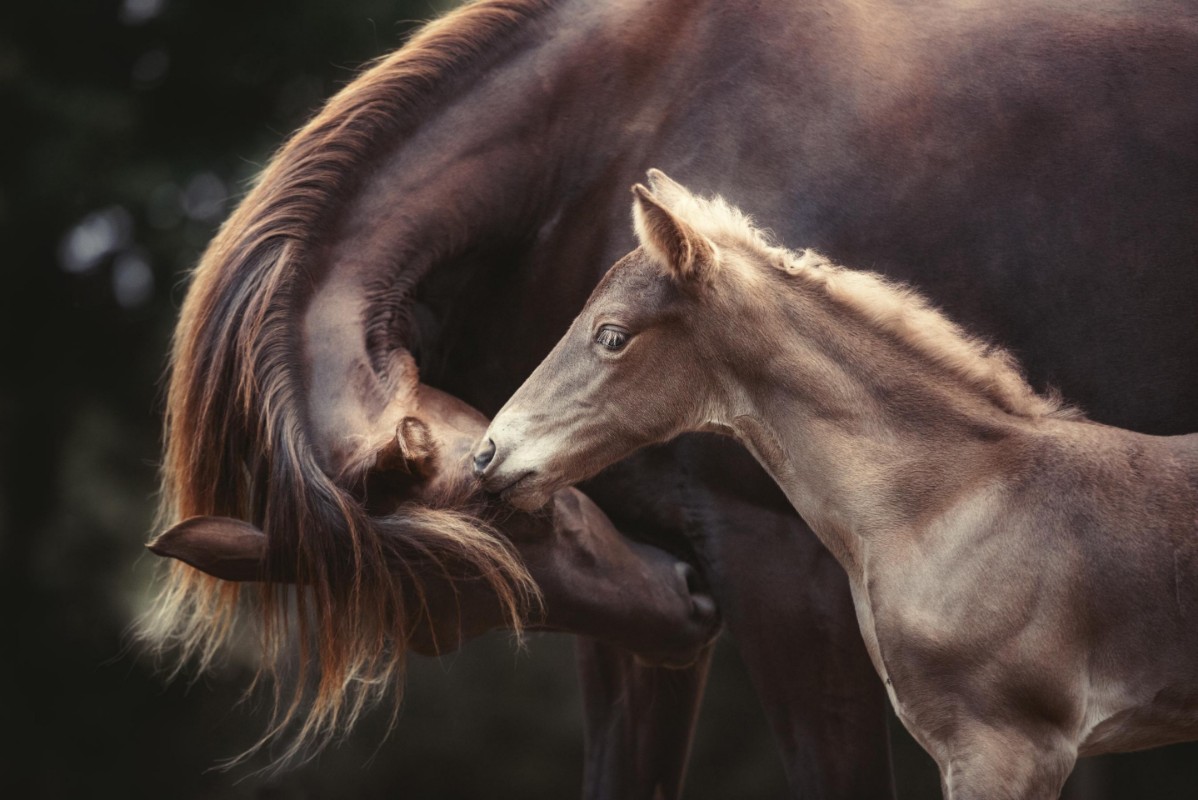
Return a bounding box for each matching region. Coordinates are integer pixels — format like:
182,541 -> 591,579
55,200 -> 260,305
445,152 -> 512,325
715,277 -> 1035,575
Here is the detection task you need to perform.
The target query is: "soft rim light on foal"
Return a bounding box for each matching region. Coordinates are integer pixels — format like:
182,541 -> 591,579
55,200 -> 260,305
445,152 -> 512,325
477,170 -> 1198,799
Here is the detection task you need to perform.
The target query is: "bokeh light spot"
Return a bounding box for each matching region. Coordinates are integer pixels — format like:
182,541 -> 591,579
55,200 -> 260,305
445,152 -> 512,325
119,0 -> 166,26
181,172 -> 227,222
112,252 -> 155,309
58,206 -> 133,274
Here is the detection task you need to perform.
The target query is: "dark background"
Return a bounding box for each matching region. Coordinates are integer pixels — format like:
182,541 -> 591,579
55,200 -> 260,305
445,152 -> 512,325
2,1 -> 1196,798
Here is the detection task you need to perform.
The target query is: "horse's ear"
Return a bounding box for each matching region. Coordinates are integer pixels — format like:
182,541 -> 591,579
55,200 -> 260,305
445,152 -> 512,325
631,183 -> 716,286
147,516 -> 282,582
644,168 -> 687,202
375,416 -> 439,478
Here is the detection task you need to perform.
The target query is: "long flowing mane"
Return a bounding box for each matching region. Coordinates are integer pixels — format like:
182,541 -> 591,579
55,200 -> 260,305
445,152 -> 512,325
142,0 -> 551,768
796,253 -> 1079,419
667,187 -> 1080,420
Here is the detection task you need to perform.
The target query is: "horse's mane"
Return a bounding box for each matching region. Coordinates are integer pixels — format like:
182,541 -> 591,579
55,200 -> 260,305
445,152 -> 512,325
667,187 -> 1079,421
141,0 -> 552,770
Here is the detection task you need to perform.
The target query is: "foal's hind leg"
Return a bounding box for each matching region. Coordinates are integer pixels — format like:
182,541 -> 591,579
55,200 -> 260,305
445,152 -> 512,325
938,727 -> 1075,800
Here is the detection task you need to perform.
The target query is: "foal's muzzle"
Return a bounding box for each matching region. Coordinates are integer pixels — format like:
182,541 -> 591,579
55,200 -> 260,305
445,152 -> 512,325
473,418 -> 557,510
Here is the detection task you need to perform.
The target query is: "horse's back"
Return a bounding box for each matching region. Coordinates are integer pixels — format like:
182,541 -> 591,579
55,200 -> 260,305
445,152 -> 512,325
676,0 -> 1198,435
1165,432 -> 1198,480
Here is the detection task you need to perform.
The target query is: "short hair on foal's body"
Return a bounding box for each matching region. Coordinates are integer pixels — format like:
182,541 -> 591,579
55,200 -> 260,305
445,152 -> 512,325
638,173 -> 1079,422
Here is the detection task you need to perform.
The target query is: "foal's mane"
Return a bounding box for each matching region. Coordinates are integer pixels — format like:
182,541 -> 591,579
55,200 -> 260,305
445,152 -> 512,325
144,0 -> 552,770
671,189 -> 1078,420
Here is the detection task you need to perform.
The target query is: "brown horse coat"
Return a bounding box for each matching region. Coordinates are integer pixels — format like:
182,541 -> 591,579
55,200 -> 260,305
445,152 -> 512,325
480,172 -> 1198,798
147,0 -> 1198,794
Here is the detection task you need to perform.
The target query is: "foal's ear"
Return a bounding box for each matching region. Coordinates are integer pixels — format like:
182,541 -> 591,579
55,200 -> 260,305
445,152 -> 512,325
631,184 -> 717,286
644,168 -> 688,203
147,516 -> 281,582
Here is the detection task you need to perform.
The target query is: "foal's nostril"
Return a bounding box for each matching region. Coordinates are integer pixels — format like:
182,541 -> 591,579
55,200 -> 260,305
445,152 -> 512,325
473,437 -> 497,477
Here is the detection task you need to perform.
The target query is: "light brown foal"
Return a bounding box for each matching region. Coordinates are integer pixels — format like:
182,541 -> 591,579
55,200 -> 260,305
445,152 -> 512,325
474,170 -> 1198,799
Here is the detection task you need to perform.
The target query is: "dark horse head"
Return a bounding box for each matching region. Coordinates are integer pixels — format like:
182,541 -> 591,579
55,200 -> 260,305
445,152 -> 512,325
140,2 -> 718,768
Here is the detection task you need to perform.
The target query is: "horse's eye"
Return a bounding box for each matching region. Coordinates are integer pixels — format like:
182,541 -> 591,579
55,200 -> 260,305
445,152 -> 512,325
595,326 -> 628,351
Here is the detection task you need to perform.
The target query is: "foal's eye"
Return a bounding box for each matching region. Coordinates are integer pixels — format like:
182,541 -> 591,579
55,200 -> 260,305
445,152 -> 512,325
595,326 -> 629,352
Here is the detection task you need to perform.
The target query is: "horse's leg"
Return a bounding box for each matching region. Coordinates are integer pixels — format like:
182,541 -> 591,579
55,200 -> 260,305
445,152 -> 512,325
576,638 -> 713,800
584,438 -> 896,799
709,505 -> 896,798
938,727 -> 1076,800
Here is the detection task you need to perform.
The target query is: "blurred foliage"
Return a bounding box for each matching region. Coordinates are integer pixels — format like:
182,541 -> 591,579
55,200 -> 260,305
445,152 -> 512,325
0,1 -> 788,797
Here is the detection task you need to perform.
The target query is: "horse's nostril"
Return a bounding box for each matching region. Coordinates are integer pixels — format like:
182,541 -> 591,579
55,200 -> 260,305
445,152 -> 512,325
675,562 -> 718,622
675,562 -> 700,593
473,437 -> 497,477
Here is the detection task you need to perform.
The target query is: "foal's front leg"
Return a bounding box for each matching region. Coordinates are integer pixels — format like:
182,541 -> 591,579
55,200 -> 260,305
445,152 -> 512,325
936,726 -> 1076,800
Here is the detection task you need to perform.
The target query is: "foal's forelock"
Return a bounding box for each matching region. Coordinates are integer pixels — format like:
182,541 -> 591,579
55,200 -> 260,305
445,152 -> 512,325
144,0 -> 557,771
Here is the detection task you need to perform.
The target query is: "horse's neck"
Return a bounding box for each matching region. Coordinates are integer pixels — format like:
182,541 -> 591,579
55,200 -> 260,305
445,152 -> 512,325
302,0 -> 704,453
309,0 -> 836,412
717,300 -> 1021,578
301,0 -> 840,453
322,0 -> 840,286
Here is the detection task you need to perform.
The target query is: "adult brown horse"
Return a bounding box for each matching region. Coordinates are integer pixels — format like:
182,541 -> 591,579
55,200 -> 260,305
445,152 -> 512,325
145,0 -> 1198,796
